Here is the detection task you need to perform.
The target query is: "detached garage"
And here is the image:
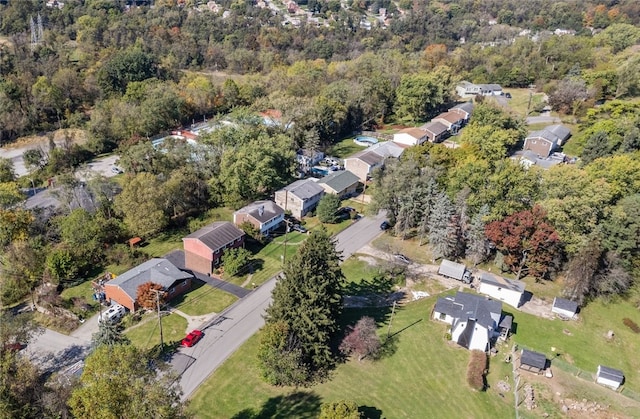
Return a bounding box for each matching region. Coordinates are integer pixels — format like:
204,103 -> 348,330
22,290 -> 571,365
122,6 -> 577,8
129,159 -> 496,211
552,297 -> 578,319
596,365 -> 624,390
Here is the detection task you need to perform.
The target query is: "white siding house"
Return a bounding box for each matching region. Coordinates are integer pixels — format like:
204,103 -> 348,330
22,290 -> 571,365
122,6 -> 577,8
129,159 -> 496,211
393,127 -> 428,146
596,365 -> 624,390
478,273 -> 525,309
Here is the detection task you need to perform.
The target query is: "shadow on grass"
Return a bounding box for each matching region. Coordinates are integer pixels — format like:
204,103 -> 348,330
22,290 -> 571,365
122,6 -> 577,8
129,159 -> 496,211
359,405 -> 384,419
166,278 -> 208,306
343,273 -> 395,296
231,391 -> 321,419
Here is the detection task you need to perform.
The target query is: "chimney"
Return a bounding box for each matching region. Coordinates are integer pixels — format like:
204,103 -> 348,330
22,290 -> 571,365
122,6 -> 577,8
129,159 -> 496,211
258,205 -> 264,216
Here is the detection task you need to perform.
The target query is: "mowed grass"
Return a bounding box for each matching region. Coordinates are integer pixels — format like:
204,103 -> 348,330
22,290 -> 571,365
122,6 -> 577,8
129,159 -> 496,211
513,297 -> 640,394
171,279 -> 238,316
327,137 -> 368,159
188,296 -> 514,418
125,313 -> 188,350
501,88 -> 547,117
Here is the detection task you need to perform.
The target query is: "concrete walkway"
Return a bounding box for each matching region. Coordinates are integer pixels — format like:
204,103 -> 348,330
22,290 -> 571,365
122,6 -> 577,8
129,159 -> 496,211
170,307 -> 219,333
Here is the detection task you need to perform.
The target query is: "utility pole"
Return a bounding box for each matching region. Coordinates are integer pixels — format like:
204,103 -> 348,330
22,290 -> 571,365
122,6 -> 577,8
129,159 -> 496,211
386,301 -> 397,341
151,289 -> 164,350
282,189 -> 289,267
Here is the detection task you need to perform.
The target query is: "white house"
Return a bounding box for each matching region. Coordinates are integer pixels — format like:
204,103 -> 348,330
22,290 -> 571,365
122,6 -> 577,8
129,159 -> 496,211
551,297 -> 579,319
596,365 -> 624,390
393,127 -> 428,146
233,200 -> 285,235
433,291 -> 511,352
478,273 -> 525,309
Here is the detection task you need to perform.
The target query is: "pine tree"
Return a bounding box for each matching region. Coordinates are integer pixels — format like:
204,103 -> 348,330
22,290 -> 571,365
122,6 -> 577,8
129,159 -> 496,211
427,192 -> 457,261
262,228 -> 344,385
466,205 -> 490,266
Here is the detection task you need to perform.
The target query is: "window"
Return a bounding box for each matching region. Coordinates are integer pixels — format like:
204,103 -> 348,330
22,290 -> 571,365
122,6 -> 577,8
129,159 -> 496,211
439,313 -> 446,320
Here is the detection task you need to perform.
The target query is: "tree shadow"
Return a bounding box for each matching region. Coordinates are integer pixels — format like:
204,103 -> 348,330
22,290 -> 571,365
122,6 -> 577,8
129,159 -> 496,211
359,405 -> 384,419
167,278 -> 208,306
343,273 -> 396,296
231,391 -> 321,419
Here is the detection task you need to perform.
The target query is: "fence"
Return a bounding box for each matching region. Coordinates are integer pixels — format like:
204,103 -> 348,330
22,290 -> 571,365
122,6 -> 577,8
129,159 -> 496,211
359,131 -> 393,141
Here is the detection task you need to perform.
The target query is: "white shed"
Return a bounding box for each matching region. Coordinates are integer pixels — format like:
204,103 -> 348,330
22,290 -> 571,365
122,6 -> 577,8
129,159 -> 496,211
478,273 -> 525,309
596,365 -> 624,390
552,297 -> 578,319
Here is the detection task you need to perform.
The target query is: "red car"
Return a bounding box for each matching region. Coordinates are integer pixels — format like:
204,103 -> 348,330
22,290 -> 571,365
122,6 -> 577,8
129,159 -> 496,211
181,330 -> 203,347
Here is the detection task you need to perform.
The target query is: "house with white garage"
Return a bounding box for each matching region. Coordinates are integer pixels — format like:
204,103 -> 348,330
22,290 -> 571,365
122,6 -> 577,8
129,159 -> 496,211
478,273 -> 525,309
233,200 -> 284,235
596,365 -> 624,390
551,297 -> 578,319
393,127 -> 428,146
433,291 -> 512,352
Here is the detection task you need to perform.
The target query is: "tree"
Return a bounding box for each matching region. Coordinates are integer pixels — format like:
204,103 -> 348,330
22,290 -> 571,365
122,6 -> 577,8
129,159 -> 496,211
114,172 -> 168,237
68,345 -> 189,419
427,192 -> 458,261
97,47 -> 159,95
594,23 -> 640,53
548,77 -> 590,115
92,321 -> 130,348
136,282 -> 165,311
262,228 -> 344,385
257,321 -> 309,387
317,194 -> 341,224
485,205 -> 562,280
0,158 -> 15,183
465,205 -> 490,266
319,400 -> 362,419
339,316 -> 381,362
394,73 -> 448,122
222,247 -> 252,276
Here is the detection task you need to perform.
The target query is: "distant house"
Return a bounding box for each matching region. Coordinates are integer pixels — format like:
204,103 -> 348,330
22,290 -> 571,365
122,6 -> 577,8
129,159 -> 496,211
317,170 -> 361,198
432,111 -> 465,134
183,222 -> 246,275
438,259 -> 471,283
519,349 -> 547,374
419,121 -> 449,143
296,149 -> 325,170
478,273 -> 525,309
450,102 -> 474,124
233,200 -> 284,235
433,291 -> 511,351
551,297 -> 579,319
479,84 -> 503,96
103,258 -> 193,312
456,81 -> 503,97
274,179 -> 325,219
523,125 -> 572,158
393,127 -> 428,146
596,365 -> 624,390
344,141 -> 405,182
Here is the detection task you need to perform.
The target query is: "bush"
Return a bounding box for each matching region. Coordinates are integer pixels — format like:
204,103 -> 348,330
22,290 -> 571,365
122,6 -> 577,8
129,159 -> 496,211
319,400 -> 362,419
467,350 -> 487,391
623,318 -> 640,333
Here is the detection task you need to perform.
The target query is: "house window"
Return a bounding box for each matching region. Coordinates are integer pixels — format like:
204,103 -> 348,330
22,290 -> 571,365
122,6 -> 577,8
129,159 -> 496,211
439,313 -> 446,320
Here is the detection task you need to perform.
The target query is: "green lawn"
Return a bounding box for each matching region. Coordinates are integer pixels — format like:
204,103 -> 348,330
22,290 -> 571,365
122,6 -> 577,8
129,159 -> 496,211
327,137 -> 368,159
188,296 -> 514,418
500,88 -> 547,117
371,233 -> 434,265
125,313 -> 188,350
141,228 -> 189,258
171,279 -> 238,315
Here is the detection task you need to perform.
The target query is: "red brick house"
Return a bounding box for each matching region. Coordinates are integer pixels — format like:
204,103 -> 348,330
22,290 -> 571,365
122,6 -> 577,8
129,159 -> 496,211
183,221 -> 246,275
103,258 -> 193,312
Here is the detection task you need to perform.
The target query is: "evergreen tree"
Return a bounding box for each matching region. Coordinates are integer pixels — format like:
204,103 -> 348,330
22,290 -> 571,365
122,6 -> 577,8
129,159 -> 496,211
316,194 -> 341,224
262,228 -> 344,385
91,321 -> 130,348
427,192 -> 457,261
466,205 -> 490,266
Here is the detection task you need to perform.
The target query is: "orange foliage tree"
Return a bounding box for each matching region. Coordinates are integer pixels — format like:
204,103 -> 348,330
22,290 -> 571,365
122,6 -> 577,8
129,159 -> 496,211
136,282 -> 165,310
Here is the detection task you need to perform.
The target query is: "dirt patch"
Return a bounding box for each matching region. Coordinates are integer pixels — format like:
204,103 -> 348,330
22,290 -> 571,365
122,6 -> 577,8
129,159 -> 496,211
357,255 -> 379,266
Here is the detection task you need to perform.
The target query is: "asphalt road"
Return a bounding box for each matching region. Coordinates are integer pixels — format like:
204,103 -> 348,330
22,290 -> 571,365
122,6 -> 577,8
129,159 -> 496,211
177,210 -> 387,400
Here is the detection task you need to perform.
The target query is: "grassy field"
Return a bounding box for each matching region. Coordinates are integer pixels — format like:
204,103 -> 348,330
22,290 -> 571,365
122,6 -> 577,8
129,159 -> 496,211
125,312 -> 188,350
188,296 -> 514,418
327,137 -> 368,159
498,88 -> 547,117
171,279 -> 238,315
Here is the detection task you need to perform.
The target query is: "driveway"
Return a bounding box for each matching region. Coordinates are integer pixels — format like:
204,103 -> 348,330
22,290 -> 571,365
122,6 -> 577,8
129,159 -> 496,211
526,112 -> 561,125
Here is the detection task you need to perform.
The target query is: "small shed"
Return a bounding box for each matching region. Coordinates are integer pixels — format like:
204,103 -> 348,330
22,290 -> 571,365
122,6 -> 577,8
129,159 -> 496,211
596,365 -> 624,390
552,297 -> 578,319
519,349 -> 547,374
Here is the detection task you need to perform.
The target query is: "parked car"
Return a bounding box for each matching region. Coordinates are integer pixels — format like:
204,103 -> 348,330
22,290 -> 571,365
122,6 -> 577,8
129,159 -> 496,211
292,224 -> 307,233
111,166 -> 123,174
380,221 -> 391,230
181,330 -> 204,347
504,92 -> 512,99
394,254 -> 411,264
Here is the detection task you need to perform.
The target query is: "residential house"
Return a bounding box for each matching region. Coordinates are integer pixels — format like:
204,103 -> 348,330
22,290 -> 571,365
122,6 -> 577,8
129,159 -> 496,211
317,170 -> 361,198
478,273 -> 525,309
432,111 -> 465,135
393,127 -> 428,146
456,81 -> 503,97
419,121 -> 449,143
479,84 -> 503,96
519,349 -> 547,374
433,291 -> 511,352
274,178 -> 325,219
551,297 -> 578,319
344,141 -> 405,182
183,221 -> 246,275
296,149 -> 325,171
449,102 -> 474,124
233,200 -> 284,235
596,366 -> 624,390
103,258 -> 193,312
523,124 -> 571,158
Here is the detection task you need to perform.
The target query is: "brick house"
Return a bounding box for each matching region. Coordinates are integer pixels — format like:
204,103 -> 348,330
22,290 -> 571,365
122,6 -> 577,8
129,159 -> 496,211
274,179 -> 325,219
233,200 -> 285,235
103,258 -> 193,312
419,121 -> 449,143
344,141 -> 405,182
523,125 -> 571,157
317,170 -> 361,198
183,221 -> 246,275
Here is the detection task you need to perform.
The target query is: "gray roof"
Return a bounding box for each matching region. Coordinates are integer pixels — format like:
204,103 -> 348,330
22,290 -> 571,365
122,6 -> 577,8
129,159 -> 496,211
234,200 -> 284,223
455,319 -> 477,349
480,273 -> 526,293
346,141 -> 404,166
434,291 -> 502,329
184,221 -> 245,252
545,124 -> 571,142
480,83 -> 503,91
499,315 -> 513,330
598,365 -> 624,382
108,258 -> 193,300
452,102 -> 474,115
526,129 -> 560,145
438,259 -> 467,280
552,297 -> 578,313
279,179 -> 324,201
521,349 -> 547,369
318,170 -> 360,193
421,121 -> 449,136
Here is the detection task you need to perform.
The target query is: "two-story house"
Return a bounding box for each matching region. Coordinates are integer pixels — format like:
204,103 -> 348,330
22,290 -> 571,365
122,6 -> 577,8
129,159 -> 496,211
183,221 -> 246,275
274,179 -> 325,219
233,200 -> 285,235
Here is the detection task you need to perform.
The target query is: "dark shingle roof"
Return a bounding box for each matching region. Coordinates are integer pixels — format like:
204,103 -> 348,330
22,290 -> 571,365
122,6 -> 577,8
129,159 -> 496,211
526,129 -> 560,144
552,297 -> 578,313
480,273 -> 526,293
421,121 -> 449,136
545,124 -> 571,142
434,291 -> 501,329
109,258 -> 193,300
234,200 -> 284,223
318,170 -> 360,193
521,349 -> 547,370
279,179 -> 324,201
598,365 -> 624,383
184,221 -> 245,252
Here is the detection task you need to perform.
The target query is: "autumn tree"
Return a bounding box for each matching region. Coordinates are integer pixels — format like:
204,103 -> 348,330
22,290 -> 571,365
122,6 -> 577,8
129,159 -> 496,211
339,317 -> 381,362
485,205 -> 562,280
136,282 -> 165,311
394,73 -> 448,123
